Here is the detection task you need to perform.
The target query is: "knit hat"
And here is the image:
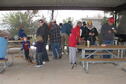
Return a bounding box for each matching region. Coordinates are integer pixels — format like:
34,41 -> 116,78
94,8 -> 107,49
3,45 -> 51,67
83,21 -> 86,25
87,20 -> 92,25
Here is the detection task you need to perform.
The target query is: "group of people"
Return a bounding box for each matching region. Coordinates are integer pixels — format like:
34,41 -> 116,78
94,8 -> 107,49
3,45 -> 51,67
18,17 -> 117,68
68,17 -> 117,68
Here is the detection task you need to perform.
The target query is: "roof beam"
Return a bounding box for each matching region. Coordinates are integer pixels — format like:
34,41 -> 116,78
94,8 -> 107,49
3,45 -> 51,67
0,6 -> 115,11
115,3 -> 126,11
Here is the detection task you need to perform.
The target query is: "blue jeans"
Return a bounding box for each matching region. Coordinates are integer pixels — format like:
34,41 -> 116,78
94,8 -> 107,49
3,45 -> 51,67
103,40 -> 113,45
51,43 -> 61,59
36,52 -> 43,65
103,40 -> 113,58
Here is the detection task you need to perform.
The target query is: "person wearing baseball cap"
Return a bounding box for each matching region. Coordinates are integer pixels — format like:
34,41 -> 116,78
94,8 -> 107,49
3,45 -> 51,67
101,17 -> 117,58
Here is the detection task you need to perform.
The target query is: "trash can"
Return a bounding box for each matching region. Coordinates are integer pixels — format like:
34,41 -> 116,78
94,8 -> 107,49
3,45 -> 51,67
0,37 -> 8,59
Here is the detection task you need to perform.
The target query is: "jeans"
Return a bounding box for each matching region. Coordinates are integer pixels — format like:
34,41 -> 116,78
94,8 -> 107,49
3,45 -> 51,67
69,47 -> 77,64
103,40 -> 113,58
103,40 -> 113,45
51,43 -> 61,59
36,52 -> 43,65
43,44 -> 49,61
61,33 -> 68,53
24,50 -> 29,60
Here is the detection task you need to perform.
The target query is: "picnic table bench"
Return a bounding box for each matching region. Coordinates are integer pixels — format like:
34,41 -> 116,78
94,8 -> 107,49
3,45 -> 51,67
0,58 -> 8,73
77,45 -> 126,73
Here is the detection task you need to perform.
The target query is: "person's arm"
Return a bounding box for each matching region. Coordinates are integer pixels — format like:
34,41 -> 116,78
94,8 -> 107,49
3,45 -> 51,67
28,41 -> 30,48
94,28 -> 98,36
93,28 -> 99,41
34,42 -> 37,47
112,26 -> 117,33
101,25 -> 105,37
21,41 -> 24,50
36,28 -> 40,36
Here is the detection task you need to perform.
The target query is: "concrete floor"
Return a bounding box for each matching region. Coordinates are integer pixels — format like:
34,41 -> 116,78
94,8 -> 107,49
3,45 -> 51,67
0,53 -> 126,84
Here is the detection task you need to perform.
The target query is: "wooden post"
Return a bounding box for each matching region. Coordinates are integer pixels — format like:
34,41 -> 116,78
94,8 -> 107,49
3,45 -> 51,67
51,10 -> 54,20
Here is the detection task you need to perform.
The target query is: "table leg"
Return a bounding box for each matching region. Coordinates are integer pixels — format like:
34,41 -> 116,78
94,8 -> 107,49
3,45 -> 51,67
121,49 -> 124,58
118,50 -> 120,58
82,49 -> 85,58
82,49 -> 85,71
85,62 -> 89,73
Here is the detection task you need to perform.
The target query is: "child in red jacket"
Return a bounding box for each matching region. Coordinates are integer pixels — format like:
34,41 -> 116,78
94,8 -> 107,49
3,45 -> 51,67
68,21 -> 82,69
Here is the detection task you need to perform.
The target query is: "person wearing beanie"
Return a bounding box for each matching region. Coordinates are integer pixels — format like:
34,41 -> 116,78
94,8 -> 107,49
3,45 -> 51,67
86,20 -> 98,45
101,17 -> 117,58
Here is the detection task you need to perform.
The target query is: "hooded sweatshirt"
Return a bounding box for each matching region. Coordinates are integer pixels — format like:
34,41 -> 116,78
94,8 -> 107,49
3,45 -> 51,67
68,26 -> 80,47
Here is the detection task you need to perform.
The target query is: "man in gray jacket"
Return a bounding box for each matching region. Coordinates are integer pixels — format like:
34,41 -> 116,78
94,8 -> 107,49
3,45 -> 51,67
101,17 -> 117,58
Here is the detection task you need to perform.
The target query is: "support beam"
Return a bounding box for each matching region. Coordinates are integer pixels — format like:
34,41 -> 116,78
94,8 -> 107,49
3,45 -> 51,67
51,10 -> 54,20
115,3 -> 126,11
0,6 -> 115,11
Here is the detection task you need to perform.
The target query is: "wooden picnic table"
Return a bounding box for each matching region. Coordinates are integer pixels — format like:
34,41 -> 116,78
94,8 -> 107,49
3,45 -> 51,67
77,45 -> 126,73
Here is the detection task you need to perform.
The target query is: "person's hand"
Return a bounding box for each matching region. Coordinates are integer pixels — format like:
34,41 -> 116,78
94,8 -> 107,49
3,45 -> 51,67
20,48 -> 23,51
112,27 -> 117,33
96,36 -> 99,41
89,32 -> 92,35
113,29 -> 117,33
108,30 -> 112,33
101,44 -> 106,47
32,42 -> 35,46
81,37 -> 84,40
92,33 -> 95,36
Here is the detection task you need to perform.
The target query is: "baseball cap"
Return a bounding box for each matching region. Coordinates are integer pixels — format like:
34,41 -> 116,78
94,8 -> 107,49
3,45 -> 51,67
108,17 -> 115,24
83,21 -> 86,25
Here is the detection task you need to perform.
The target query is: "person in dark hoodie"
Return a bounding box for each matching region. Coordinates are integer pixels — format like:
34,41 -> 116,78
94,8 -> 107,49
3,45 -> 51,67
36,19 -> 49,62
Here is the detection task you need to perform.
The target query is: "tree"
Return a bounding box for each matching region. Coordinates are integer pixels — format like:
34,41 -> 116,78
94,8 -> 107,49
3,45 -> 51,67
1,10 -> 38,37
63,17 -> 74,23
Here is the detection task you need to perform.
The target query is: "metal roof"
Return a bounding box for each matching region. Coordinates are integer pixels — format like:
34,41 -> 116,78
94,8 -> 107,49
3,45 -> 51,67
0,0 -> 126,11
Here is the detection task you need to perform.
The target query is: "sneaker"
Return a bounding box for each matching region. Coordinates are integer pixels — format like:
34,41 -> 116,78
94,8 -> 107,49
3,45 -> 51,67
71,64 -> 74,69
43,62 -> 46,64
39,65 -> 43,67
34,65 -> 43,68
59,55 -> 62,59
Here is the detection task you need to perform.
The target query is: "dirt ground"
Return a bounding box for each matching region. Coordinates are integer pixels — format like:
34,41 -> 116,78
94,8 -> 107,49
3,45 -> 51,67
0,51 -> 126,84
